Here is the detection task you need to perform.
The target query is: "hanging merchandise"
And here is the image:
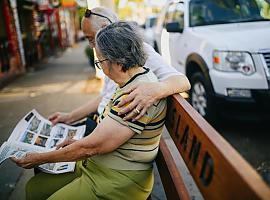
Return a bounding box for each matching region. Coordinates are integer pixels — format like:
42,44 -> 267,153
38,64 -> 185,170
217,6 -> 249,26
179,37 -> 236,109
50,0 -> 61,8
10,0 -> 26,67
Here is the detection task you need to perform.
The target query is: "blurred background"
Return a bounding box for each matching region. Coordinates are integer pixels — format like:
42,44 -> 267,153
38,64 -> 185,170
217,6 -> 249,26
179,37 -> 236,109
0,0 -> 270,199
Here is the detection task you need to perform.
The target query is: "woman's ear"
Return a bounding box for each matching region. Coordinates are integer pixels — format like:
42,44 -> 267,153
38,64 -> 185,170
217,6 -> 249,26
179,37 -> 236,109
116,62 -> 124,72
109,62 -> 123,73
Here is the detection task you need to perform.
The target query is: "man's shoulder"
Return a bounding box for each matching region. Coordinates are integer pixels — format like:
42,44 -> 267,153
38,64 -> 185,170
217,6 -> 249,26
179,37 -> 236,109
139,69 -> 158,82
143,42 -> 155,56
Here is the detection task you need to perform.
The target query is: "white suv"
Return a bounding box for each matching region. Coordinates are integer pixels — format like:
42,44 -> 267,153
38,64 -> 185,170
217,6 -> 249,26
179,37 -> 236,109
155,0 -> 270,121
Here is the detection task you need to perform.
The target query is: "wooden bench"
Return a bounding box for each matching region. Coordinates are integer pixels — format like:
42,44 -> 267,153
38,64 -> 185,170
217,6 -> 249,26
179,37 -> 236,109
151,94 -> 270,200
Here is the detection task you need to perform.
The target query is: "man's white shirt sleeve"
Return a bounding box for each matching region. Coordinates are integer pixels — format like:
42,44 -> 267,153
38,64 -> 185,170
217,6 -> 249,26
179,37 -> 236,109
143,42 -> 183,81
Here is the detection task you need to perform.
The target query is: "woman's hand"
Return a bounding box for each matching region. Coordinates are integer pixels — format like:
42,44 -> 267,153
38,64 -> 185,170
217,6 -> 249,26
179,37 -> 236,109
56,139 -> 77,150
11,153 -> 41,169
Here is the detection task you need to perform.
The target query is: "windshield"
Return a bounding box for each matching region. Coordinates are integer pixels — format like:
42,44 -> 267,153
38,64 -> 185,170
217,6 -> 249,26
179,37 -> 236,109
189,0 -> 270,27
146,17 -> 157,28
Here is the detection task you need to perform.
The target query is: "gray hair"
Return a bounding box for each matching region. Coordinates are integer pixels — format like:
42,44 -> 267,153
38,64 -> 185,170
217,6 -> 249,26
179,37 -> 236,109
90,7 -> 119,31
96,21 -> 147,72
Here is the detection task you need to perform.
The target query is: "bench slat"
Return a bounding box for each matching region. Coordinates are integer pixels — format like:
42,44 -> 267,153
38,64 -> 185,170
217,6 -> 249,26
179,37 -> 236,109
164,94 -> 270,200
155,137 -> 191,200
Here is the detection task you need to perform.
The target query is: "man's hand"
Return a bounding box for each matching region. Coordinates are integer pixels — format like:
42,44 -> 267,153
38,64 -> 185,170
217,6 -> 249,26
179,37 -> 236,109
11,153 -> 40,169
48,112 -> 71,126
56,138 -> 77,150
117,82 -> 163,121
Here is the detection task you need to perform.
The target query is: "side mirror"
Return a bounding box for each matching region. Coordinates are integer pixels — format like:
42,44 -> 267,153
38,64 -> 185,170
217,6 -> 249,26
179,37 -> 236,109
165,21 -> 184,33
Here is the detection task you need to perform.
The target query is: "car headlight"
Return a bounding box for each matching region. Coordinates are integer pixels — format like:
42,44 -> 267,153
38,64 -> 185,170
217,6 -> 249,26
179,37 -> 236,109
213,51 -> 256,75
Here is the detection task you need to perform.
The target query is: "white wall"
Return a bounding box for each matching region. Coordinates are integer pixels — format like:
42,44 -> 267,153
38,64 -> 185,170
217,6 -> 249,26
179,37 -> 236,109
87,0 -> 115,10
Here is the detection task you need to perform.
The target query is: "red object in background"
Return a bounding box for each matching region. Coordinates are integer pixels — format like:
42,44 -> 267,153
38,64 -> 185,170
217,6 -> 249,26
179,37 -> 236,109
55,9 -> 63,49
2,0 -> 15,55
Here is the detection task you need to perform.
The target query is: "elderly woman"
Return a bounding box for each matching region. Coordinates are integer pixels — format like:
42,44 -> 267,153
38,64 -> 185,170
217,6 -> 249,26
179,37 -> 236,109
12,21 -> 167,200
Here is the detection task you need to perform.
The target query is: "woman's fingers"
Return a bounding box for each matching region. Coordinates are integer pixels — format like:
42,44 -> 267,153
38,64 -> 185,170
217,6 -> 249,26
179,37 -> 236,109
56,140 -> 68,150
10,153 -> 36,169
56,139 -> 76,150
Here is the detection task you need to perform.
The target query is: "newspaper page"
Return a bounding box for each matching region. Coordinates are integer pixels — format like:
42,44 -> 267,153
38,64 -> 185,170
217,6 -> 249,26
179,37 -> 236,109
0,109 -> 85,174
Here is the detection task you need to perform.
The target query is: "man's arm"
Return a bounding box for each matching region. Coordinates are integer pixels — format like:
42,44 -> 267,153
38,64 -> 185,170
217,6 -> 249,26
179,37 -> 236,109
49,96 -> 101,125
117,43 -> 191,121
118,75 -> 190,121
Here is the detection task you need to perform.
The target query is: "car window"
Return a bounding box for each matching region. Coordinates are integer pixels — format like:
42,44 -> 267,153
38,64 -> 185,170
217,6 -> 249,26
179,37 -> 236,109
256,0 -> 270,19
149,17 -> 157,27
145,17 -> 157,28
189,0 -> 269,27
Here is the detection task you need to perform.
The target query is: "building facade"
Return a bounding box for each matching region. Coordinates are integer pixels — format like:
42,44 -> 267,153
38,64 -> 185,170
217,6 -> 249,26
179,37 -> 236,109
0,0 -> 82,87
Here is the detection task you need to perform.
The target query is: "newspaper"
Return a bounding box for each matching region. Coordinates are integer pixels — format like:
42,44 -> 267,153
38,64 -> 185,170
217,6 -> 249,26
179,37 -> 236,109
0,109 -> 85,174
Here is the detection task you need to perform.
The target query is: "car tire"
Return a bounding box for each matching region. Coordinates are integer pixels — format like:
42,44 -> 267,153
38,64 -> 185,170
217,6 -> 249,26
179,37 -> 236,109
189,72 -> 217,123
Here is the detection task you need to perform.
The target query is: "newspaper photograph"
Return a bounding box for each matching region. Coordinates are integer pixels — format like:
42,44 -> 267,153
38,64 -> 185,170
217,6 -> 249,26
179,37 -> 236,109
0,109 -> 85,174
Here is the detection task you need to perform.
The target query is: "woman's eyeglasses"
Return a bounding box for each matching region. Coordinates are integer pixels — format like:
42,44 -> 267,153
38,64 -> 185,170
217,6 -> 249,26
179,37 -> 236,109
84,9 -> 112,23
94,59 -> 108,69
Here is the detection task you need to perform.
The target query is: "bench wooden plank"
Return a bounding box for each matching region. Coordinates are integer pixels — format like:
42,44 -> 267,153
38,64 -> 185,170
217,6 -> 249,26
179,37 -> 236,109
155,137 -> 191,200
164,94 -> 270,200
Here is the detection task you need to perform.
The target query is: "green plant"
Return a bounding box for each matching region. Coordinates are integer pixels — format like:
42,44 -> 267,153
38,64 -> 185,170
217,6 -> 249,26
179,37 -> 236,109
84,46 -> 94,67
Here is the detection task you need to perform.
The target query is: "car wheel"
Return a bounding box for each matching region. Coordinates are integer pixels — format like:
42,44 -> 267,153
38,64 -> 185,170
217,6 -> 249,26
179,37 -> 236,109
190,72 -> 217,122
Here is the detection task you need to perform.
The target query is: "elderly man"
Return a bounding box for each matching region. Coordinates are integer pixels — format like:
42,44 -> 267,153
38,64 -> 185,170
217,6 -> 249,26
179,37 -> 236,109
49,7 -> 190,133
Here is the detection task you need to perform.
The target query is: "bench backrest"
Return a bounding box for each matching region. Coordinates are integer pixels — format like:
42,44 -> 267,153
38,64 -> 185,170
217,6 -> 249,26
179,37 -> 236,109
156,94 -> 270,200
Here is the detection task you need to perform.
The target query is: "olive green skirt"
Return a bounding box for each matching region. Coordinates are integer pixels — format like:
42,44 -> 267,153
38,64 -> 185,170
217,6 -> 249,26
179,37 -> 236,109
26,159 -> 154,200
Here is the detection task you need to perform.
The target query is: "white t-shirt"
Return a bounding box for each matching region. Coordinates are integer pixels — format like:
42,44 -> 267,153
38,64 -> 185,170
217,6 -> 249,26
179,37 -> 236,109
97,42 -> 183,114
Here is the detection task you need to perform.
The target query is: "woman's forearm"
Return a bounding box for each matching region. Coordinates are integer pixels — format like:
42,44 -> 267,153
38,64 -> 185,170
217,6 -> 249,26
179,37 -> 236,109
36,138 -> 98,165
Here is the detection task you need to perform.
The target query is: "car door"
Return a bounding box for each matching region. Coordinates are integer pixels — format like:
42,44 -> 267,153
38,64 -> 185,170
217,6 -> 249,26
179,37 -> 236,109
160,3 -> 176,66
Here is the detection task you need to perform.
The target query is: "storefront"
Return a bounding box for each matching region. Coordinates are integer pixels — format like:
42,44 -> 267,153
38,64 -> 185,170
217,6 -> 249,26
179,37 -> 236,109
0,0 -> 82,86
0,5 -> 9,76
0,0 -> 24,80
38,0 -> 66,54
17,1 -> 40,67
61,0 -> 80,47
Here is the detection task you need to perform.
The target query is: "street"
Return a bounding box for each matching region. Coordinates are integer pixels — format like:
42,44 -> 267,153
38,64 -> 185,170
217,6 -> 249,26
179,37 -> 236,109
0,41 -> 269,200
217,121 -> 270,185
